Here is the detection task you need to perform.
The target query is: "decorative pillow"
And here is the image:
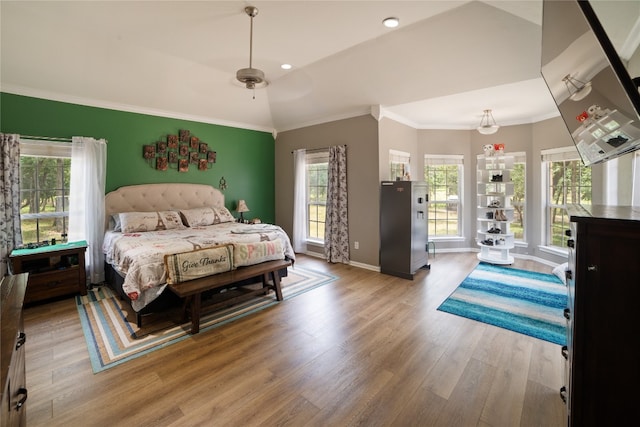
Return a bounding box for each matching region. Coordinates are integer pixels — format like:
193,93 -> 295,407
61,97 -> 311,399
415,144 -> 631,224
119,211 -> 185,233
233,239 -> 284,267
164,244 -> 234,284
552,262 -> 569,285
179,207 -> 216,227
214,206 -> 236,224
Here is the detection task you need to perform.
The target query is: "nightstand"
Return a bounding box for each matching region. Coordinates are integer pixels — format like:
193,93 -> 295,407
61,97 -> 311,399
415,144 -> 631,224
9,240 -> 88,304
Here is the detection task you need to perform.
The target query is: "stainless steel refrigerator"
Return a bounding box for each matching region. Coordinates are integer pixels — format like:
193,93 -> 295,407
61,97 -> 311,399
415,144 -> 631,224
380,181 -> 429,279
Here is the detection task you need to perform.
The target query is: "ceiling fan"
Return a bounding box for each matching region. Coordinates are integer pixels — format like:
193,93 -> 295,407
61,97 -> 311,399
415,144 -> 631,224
236,5 -> 267,93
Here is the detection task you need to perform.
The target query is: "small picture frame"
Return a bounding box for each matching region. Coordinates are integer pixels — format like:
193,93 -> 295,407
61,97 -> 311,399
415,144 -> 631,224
167,134 -> 178,149
199,142 -> 208,153
143,145 -> 156,159
178,159 -> 189,172
156,157 -> 168,171
157,141 -> 167,154
168,151 -> 178,164
190,136 -> 199,145
179,129 -> 190,142
198,159 -> 208,171
179,144 -> 189,157
190,139 -> 200,151
207,151 -> 217,163
190,151 -> 200,164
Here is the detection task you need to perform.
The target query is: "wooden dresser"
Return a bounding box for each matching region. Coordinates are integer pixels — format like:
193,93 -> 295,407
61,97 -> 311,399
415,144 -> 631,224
1,273 -> 28,427
9,240 -> 87,304
563,205 -> 640,426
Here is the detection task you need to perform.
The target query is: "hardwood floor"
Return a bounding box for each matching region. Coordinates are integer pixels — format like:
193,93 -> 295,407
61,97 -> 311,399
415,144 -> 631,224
23,253 -> 566,426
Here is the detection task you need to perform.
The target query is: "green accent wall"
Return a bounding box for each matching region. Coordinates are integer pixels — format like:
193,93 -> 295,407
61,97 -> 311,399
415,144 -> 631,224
0,93 -> 275,222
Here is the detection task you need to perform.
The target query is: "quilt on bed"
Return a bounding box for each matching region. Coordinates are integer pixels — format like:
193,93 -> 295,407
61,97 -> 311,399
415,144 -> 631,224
103,222 -> 295,311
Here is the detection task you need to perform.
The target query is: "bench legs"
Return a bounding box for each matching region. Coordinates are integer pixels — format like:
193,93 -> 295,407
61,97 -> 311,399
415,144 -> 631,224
190,294 -> 201,334
261,271 -> 284,301
183,269 -> 284,335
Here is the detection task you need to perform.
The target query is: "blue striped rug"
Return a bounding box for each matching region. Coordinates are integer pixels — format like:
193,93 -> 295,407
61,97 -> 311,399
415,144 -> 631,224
437,262 -> 567,345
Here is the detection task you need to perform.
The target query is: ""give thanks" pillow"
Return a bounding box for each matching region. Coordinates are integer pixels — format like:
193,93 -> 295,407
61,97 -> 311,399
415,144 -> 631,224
164,244 -> 234,284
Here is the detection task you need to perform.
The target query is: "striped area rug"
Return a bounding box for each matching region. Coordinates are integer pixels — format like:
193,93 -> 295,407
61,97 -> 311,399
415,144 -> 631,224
437,262 -> 567,345
77,265 -> 337,373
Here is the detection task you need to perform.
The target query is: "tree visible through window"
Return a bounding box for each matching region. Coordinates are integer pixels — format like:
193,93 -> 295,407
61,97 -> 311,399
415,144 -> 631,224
20,156 -> 71,243
424,155 -> 462,237
306,152 -> 328,241
546,157 -> 591,248
510,154 -> 526,241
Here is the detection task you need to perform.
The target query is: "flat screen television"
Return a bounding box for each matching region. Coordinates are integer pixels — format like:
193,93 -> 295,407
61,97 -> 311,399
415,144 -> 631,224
541,0 -> 640,166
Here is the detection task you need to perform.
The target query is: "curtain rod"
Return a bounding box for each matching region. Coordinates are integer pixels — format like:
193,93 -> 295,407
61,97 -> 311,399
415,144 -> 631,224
291,144 -> 346,154
20,135 -> 108,144
21,135 -> 72,142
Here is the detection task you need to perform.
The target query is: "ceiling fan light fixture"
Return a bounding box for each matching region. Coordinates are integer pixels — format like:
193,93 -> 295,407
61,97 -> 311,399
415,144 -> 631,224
236,67 -> 265,89
477,109 -> 500,135
236,6 -> 267,91
563,74 -> 592,101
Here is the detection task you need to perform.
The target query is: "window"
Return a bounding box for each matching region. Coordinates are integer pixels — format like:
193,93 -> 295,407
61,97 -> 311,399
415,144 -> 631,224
424,155 -> 463,237
543,148 -> 592,248
390,149 -> 410,181
306,151 -> 329,242
510,152 -> 526,241
19,140 -> 71,243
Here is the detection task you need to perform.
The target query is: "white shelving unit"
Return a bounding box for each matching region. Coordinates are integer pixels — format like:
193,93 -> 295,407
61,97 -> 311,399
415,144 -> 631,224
476,153 -> 514,264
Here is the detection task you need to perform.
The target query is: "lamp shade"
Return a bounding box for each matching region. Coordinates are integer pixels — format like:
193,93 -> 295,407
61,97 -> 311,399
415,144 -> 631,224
236,200 -> 249,213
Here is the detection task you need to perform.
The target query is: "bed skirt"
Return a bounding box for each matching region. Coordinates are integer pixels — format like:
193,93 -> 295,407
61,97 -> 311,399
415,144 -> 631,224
103,260 -> 290,316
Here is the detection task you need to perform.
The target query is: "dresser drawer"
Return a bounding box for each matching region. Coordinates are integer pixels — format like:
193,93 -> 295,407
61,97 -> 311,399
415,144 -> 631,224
25,268 -> 81,303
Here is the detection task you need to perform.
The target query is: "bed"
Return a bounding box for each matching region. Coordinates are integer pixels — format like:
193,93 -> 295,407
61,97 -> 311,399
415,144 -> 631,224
102,183 -> 295,316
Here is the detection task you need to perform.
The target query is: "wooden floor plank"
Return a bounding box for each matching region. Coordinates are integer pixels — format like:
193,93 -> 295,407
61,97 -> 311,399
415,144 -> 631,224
23,252 -> 566,426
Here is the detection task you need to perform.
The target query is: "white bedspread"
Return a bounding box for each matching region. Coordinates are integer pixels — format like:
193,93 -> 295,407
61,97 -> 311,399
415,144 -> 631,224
103,222 -> 295,311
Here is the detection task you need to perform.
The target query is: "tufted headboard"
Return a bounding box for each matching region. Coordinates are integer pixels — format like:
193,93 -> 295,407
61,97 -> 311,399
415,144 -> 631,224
104,183 -> 225,230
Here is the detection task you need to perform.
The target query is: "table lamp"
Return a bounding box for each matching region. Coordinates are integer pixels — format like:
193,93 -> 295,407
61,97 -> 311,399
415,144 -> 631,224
236,199 -> 249,222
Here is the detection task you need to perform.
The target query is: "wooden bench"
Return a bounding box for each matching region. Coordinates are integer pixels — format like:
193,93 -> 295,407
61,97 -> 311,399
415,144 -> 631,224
167,259 -> 292,334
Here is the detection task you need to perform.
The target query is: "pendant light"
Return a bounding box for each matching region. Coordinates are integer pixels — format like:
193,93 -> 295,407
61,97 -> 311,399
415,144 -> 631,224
477,109 -> 500,135
562,74 -> 592,101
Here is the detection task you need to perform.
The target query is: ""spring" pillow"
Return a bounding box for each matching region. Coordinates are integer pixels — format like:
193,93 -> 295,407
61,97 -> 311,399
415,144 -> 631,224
233,239 -> 285,267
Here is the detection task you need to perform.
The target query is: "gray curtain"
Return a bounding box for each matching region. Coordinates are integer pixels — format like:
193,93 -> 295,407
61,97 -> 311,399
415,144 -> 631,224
324,145 -> 349,263
1,133 -> 22,277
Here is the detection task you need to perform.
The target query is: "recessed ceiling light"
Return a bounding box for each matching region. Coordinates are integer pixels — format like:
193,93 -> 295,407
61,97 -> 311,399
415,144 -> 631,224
281,63 -> 292,70
383,17 -> 399,28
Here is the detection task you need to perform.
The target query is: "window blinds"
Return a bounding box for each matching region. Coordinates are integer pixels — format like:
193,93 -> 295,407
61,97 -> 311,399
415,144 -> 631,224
424,154 -> 463,165
541,146 -> 581,162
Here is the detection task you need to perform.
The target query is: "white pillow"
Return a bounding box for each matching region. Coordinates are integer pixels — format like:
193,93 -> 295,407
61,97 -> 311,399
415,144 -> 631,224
119,211 -> 185,233
214,207 -> 236,224
552,262 -> 569,285
179,207 -> 217,227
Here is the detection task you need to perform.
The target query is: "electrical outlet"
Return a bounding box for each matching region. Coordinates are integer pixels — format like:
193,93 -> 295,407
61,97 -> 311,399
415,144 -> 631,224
354,241 -> 359,249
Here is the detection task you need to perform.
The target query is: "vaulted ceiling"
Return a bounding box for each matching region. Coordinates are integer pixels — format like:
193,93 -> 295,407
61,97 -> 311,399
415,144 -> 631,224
1,1 -> 638,134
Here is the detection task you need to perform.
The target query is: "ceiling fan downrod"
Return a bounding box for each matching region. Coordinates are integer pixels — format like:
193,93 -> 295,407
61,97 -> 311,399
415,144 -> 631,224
236,5 -> 265,92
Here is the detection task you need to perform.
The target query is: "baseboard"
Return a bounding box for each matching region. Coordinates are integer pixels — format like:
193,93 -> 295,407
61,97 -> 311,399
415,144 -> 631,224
348,260 -> 380,272
300,250 -> 380,272
301,247 -> 561,273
